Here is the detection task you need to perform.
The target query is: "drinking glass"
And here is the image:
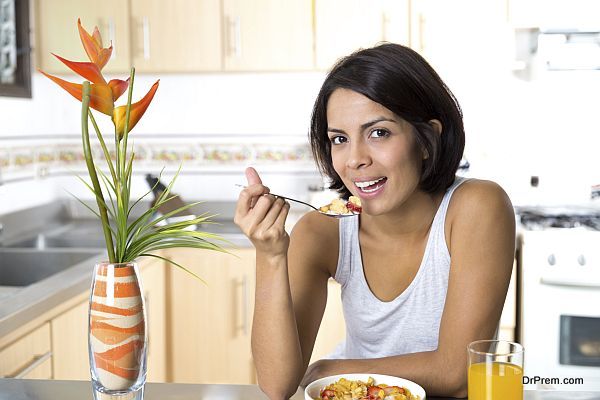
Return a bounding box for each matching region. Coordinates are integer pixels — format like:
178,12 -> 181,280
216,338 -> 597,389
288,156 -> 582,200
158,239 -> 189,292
468,339 -> 524,400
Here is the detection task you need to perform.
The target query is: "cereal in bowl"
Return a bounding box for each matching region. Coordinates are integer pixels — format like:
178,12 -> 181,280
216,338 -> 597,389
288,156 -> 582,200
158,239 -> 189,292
316,376 -> 420,400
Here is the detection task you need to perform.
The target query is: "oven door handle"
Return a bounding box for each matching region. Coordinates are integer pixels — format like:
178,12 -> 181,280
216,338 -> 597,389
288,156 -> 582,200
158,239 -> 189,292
541,270 -> 600,288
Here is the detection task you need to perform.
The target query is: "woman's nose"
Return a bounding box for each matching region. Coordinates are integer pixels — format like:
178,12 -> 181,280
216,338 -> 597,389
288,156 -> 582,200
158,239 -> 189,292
345,142 -> 371,170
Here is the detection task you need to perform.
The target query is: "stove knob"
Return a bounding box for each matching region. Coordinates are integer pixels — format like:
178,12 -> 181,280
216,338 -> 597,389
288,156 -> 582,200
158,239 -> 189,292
547,254 -> 556,266
577,254 -> 586,266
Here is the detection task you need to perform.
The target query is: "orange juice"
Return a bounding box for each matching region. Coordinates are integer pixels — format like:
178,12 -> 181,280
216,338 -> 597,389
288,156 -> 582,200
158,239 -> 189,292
468,361 -> 523,400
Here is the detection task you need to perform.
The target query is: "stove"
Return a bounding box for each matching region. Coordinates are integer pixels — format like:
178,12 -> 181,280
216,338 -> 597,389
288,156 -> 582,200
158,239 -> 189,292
516,205 -> 600,391
517,206 -> 600,231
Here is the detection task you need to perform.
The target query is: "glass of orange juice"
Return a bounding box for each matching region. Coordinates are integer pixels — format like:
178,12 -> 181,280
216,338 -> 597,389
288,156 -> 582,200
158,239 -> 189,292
468,339 -> 524,400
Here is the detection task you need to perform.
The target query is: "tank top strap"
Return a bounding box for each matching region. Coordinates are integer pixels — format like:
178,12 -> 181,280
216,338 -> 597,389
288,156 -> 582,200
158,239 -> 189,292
427,176 -> 469,256
334,215 -> 359,287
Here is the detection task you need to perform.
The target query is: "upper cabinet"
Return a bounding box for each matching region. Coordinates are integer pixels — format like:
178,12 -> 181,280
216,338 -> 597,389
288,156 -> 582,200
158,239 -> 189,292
409,0 -> 510,75
129,0 -> 222,72
36,0 -> 131,74
314,0 -> 410,70
35,0 -> 412,73
508,0 -> 600,29
222,0 -> 314,71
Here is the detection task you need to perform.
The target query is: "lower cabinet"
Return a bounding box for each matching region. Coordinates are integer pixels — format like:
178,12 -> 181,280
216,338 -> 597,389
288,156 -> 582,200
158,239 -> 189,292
1,247 -> 346,383
0,254 -> 168,381
166,247 -> 257,384
51,301 -> 89,380
310,279 -> 346,364
0,322 -> 52,379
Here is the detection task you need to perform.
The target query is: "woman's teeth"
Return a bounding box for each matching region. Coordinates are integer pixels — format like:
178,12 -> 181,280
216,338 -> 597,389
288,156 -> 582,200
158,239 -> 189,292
355,177 -> 386,193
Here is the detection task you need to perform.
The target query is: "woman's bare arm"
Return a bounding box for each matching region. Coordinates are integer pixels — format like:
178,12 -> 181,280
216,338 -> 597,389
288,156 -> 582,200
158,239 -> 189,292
235,168 -> 335,399
301,180 -> 516,398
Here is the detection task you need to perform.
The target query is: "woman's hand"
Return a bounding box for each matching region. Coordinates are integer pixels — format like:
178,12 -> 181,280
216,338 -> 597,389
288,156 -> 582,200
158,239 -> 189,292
301,359 -> 337,388
234,167 -> 290,258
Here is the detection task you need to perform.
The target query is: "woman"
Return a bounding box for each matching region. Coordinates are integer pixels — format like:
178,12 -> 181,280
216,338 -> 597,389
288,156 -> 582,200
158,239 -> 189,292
234,43 -> 515,399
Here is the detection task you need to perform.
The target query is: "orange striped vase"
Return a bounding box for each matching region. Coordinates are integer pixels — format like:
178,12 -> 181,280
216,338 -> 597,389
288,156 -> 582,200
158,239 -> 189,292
89,262 -> 147,400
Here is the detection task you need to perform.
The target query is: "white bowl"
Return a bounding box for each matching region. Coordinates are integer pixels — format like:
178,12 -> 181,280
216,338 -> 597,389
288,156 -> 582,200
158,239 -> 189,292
304,373 -> 426,399
304,374 -> 425,400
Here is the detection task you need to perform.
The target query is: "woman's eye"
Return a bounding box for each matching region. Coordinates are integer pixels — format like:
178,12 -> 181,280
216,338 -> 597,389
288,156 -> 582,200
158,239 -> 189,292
330,136 -> 347,145
370,128 -> 389,138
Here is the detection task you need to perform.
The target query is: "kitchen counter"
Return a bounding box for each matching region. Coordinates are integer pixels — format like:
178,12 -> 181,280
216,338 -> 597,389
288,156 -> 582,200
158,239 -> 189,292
1,379 -> 600,400
0,200 -> 251,341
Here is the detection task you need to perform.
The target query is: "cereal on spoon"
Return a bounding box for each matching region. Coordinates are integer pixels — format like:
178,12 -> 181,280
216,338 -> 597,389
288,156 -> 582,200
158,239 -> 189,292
319,196 -> 362,216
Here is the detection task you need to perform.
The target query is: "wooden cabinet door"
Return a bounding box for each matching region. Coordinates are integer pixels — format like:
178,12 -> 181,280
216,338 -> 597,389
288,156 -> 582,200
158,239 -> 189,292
409,0 -> 508,74
168,247 -> 256,383
314,0 -> 386,70
139,255 -> 167,382
129,0 -> 222,72
0,322 -> 52,379
314,0 -> 410,71
310,279 -> 346,363
51,301 -> 89,380
36,0 -> 131,73
222,0 -> 314,71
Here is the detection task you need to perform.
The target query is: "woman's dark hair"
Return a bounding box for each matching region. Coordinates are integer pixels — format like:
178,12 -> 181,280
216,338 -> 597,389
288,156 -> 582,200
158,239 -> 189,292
309,43 -> 465,198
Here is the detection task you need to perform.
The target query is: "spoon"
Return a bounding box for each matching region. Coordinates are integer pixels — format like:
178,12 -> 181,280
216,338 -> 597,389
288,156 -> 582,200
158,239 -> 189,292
235,184 -> 358,218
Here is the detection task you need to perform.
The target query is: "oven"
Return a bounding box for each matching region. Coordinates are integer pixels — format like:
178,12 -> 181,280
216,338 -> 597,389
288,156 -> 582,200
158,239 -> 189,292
517,207 -> 600,391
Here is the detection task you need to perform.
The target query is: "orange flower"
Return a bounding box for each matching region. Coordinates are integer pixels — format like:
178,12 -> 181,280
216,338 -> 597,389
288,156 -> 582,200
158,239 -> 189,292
113,80 -> 160,139
77,18 -> 112,70
40,19 -> 158,138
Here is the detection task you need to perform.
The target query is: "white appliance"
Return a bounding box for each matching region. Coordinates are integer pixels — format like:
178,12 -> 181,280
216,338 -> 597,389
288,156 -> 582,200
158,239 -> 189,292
518,207 -> 600,391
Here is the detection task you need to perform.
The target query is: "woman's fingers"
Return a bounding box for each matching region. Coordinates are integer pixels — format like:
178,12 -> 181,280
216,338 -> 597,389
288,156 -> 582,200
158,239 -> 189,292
245,166 -> 262,185
258,197 -> 288,230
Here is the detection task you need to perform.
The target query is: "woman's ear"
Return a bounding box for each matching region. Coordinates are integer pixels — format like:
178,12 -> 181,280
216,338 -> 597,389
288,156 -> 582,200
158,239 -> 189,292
428,119 -> 443,136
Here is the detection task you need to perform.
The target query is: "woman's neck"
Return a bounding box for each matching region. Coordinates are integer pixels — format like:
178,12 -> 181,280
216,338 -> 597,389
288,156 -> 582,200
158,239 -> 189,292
360,190 -> 443,239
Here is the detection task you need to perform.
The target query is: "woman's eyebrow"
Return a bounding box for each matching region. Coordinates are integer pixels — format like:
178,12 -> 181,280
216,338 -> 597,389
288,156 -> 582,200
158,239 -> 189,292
327,117 -> 396,134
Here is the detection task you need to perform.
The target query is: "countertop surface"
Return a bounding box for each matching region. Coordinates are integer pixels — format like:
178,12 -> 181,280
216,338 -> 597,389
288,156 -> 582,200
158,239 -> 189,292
1,379 -> 600,400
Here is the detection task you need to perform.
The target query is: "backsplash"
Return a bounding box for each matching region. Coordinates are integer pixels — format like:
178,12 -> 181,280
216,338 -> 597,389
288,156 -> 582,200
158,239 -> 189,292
0,134 -> 315,184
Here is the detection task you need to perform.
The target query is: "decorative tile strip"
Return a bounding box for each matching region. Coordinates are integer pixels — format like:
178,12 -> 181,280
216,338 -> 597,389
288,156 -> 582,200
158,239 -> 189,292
0,137 -> 315,184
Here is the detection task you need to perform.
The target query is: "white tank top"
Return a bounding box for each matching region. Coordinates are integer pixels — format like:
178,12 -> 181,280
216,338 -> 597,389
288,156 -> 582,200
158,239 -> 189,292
326,177 -> 467,359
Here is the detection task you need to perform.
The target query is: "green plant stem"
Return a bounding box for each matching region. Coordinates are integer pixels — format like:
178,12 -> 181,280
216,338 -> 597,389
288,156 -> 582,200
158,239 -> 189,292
82,82 -> 115,263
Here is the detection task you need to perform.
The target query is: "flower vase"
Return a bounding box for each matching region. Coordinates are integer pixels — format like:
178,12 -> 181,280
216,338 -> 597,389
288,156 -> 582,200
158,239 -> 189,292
89,262 -> 147,400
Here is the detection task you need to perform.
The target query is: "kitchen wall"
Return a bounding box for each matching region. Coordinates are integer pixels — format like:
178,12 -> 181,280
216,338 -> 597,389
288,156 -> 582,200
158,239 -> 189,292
0,71 -> 328,214
2,8 -> 600,214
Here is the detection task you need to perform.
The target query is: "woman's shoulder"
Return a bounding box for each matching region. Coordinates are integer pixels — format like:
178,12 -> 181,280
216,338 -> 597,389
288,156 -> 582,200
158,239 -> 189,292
447,178 -> 515,226
445,178 -> 516,259
289,210 -> 339,276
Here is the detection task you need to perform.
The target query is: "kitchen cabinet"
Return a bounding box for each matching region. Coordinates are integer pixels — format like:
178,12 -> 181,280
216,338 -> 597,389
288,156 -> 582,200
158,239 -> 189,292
36,0 -> 312,73
139,254 -> 168,382
0,322 -> 52,379
167,247 -> 256,384
409,0 -> 509,75
314,0 -> 410,70
222,0 -> 314,71
35,0 -> 131,73
310,279 -> 346,363
508,0 -> 600,29
50,300 -> 89,380
129,0 -> 222,72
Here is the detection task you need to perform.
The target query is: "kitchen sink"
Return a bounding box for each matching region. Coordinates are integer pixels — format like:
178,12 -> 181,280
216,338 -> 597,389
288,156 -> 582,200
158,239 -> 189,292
0,250 -> 99,286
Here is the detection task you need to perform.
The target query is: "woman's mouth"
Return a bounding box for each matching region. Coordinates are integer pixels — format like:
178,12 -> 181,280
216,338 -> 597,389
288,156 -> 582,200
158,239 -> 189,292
354,177 -> 387,194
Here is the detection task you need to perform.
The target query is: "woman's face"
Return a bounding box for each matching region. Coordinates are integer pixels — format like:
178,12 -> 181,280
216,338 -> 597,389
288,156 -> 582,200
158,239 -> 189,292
326,88 -> 425,216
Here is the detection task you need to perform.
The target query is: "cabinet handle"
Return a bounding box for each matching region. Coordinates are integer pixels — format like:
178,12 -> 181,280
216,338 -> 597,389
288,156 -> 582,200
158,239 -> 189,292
107,18 -> 116,59
227,15 -> 242,58
142,16 -> 151,60
3,351 -> 52,378
418,13 -> 425,53
382,13 -> 389,42
242,275 -> 248,336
